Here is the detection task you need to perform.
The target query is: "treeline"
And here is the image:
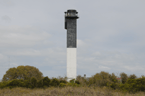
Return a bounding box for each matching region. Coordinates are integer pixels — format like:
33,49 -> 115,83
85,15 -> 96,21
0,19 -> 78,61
0,76 -> 80,89
1,71 -> 145,93
0,65 -> 80,89
1,65 -> 145,93
77,71 -> 145,93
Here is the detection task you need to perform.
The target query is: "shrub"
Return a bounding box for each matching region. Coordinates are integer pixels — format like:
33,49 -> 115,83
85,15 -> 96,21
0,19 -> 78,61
43,76 -> 50,87
76,75 -> 87,86
75,80 -> 80,84
129,74 -> 137,79
108,73 -> 119,89
50,78 -> 60,87
120,72 -> 128,84
89,71 -> 112,87
59,83 -> 66,87
7,79 -> 21,87
0,81 -> 8,89
67,82 -> 79,87
37,79 -> 43,88
23,80 -> 30,88
60,79 -> 67,84
134,77 -> 145,91
30,77 -> 37,88
69,79 -> 75,83
120,77 -> 145,93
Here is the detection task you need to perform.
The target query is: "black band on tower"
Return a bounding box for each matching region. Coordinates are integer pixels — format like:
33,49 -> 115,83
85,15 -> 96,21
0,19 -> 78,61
65,9 -> 79,48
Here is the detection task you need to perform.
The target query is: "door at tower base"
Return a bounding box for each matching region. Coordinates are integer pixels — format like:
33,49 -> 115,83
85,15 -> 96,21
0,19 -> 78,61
67,48 -> 76,82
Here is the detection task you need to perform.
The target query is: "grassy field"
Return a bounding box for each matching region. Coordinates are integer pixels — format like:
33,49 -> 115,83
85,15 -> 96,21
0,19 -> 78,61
0,87 -> 145,96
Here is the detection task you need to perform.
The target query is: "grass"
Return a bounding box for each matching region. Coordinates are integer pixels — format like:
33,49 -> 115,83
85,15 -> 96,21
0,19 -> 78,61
0,86 -> 145,96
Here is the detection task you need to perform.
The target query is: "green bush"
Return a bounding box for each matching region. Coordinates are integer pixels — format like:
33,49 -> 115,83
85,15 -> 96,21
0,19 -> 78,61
60,79 -> 67,84
6,79 -> 32,88
75,80 -> 80,84
109,73 -> 118,83
69,79 -> 75,83
129,74 -> 137,79
43,76 -> 51,87
120,77 -> 145,93
67,82 -> 79,87
89,71 -> 112,87
7,79 -> 24,87
23,80 -> 30,88
50,78 -> 60,87
30,77 -> 37,88
1,79 -> 29,88
76,75 -> 88,86
136,77 -> 145,91
120,72 -> 128,84
0,81 -> 8,89
37,79 -> 43,88
108,73 -> 119,89
59,83 -> 66,87
7,79 -> 19,87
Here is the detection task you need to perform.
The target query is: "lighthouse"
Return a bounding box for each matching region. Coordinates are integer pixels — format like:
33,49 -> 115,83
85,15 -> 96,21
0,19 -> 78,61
64,9 -> 79,81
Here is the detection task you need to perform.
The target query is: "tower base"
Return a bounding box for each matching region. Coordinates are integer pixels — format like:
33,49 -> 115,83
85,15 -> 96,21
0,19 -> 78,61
67,48 -> 77,82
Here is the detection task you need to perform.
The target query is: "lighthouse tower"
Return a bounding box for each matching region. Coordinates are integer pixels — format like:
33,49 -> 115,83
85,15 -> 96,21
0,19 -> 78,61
64,10 -> 79,81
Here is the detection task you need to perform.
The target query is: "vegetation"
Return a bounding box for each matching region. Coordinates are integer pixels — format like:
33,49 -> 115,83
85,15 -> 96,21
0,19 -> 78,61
1,87 -> 145,96
2,65 -> 43,82
120,72 -> 128,84
1,66 -> 145,95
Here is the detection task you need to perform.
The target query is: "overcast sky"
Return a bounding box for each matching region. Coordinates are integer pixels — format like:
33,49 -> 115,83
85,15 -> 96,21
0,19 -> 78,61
0,0 -> 145,79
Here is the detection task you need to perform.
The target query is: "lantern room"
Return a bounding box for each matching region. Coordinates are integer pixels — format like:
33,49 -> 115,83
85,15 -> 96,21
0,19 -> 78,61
65,9 -> 79,29
64,10 -> 79,18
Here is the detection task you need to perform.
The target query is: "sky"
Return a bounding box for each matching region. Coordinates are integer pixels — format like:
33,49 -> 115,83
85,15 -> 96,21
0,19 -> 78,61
0,0 -> 145,79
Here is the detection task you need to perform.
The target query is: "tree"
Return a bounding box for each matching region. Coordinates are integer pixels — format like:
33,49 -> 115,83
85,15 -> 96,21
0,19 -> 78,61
2,65 -> 43,81
30,77 -> 37,88
89,71 -> 112,87
50,78 -> 60,87
43,76 -> 51,87
129,74 -> 137,79
120,72 -> 128,84
76,75 -> 87,86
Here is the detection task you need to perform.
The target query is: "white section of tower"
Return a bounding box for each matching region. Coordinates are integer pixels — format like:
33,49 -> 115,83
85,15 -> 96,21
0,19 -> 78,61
67,48 -> 77,81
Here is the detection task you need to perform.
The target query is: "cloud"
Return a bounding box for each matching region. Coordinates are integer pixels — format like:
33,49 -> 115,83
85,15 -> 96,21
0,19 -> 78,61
99,66 -> 110,70
77,39 -> 86,47
0,54 -> 7,61
0,25 -> 51,47
124,66 -> 144,72
1,15 -> 11,22
77,50 -> 145,77
0,0 -> 14,7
